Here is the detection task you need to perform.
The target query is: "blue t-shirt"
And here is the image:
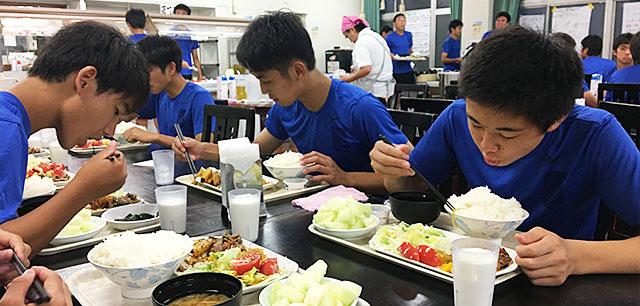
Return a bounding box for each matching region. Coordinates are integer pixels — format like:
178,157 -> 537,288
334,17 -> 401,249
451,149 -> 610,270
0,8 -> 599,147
582,79 -> 589,92
409,99 -> 640,240
605,64 -> 640,101
385,31 -> 413,74
127,33 -> 147,44
481,31 -> 492,40
265,79 -> 408,173
0,92 -> 30,224
582,57 -> 617,82
137,82 -> 214,141
442,36 -> 461,72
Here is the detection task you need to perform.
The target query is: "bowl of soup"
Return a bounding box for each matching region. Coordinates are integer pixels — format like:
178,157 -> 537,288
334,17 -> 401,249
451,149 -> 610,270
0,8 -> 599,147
152,272 -> 242,306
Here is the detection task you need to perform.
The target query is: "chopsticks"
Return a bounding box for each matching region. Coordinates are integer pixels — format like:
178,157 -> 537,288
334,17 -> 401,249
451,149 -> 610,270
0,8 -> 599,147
11,253 -> 51,304
174,124 -> 198,180
378,134 -> 456,213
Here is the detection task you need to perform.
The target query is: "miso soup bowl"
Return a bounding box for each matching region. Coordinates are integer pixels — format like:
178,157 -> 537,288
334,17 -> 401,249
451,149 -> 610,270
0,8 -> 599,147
152,272 -> 242,306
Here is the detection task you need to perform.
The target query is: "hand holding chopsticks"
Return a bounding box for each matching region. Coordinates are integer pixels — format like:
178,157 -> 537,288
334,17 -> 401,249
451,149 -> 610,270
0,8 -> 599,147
174,124 -> 198,180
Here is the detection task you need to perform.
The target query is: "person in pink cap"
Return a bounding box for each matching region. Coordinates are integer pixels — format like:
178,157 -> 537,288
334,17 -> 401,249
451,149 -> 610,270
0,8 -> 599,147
338,16 -> 395,99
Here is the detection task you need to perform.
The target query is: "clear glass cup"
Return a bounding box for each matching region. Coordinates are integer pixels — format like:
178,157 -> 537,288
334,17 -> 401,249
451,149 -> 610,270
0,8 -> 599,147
154,185 -> 187,234
227,188 -> 261,241
452,238 -> 500,306
152,150 -> 174,185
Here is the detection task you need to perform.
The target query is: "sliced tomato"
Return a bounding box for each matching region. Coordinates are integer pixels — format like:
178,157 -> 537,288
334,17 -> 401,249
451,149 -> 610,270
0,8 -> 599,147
397,242 -> 420,262
416,245 -> 443,267
26,169 -> 36,178
230,253 -> 261,275
259,258 -> 279,276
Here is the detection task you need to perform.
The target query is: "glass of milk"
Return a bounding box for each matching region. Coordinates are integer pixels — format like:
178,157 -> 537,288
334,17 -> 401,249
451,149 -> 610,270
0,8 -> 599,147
155,185 -> 187,234
452,238 -> 500,306
227,188 -> 261,242
152,150 -> 175,185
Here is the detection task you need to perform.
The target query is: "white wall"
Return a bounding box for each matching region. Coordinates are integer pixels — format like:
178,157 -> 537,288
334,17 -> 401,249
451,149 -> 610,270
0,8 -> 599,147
460,0 -> 493,51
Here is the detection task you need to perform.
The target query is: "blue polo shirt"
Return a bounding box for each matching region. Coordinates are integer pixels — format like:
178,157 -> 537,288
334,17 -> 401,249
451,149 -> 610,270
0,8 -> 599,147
128,33 -> 147,44
582,57 -> 617,82
0,92 -> 30,224
409,99 -> 640,240
137,82 -> 214,142
604,64 -> 640,101
265,79 -> 408,173
442,36 -> 461,72
481,31 -> 492,40
385,31 -> 413,74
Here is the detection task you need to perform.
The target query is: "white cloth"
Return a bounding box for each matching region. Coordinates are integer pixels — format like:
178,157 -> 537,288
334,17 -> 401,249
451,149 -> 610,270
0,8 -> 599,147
352,28 -> 394,97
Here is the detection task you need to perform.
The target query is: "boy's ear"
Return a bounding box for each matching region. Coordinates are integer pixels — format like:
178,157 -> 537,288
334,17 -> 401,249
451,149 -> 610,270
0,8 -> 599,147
75,66 -> 98,92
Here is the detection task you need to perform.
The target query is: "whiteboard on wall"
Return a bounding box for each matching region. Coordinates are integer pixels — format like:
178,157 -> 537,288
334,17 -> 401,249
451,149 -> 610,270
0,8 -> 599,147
551,5 -> 593,52
405,9 -> 431,56
519,14 -> 545,33
622,2 -> 640,34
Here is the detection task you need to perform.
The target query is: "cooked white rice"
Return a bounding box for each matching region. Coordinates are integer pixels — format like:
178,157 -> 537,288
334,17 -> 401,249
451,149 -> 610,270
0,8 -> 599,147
448,186 -> 525,220
23,176 -> 55,199
115,121 -> 146,135
265,151 -> 303,167
90,231 -> 192,267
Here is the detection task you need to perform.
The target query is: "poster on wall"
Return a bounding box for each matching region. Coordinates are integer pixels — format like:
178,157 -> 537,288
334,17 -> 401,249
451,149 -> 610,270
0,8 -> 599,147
622,2 -> 640,34
405,9 -> 430,56
519,14 -> 545,33
551,5 -> 592,52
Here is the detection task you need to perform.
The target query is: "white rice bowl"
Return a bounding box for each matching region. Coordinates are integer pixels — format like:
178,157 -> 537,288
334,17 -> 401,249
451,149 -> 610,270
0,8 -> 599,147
23,176 -> 56,199
448,186 -> 526,221
264,151 -> 303,167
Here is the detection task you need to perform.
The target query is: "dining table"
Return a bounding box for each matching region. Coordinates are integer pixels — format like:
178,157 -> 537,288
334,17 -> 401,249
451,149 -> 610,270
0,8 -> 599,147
31,148 -> 640,306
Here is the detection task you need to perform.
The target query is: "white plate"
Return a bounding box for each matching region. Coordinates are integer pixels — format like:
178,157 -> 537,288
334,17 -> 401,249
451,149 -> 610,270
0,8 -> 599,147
177,236 -> 299,294
50,216 -> 106,246
86,197 -> 144,216
100,203 -> 159,230
29,148 -> 49,157
53,171 -> 74,190
193,167 -> 279,191
312,216 -> 379,240
368,228 -> 518,277
258,276 -> 360,306
22,184 -> 56,200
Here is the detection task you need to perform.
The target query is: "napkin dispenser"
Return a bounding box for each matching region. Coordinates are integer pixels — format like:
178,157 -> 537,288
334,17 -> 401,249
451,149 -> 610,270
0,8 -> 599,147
219,138 -> 266,225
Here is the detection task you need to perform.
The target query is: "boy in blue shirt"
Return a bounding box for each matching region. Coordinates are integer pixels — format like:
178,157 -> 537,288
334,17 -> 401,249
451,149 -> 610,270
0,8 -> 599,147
0,21 -> 149,254
612,33 -> 633,71
370,26 -> 639,286
605,32 -> 640,102
171,4 -> 203,81
385,13 -> 415,84
172,12 -> 409,194
125,8 -> 147,44
481,11 -> 510,40
581,35 -> 617,81
123,35 -> 214,148
442,20 -> 463,72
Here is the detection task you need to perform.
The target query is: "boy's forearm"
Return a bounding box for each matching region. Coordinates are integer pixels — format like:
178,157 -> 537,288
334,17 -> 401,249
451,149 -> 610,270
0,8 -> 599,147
570,236 -> 640,275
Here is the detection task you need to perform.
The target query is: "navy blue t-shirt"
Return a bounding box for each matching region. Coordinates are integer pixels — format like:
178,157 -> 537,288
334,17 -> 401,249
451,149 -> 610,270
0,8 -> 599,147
385,31 -> 413,74
0,92 -> 30,224
582,57 -> 617,82
128,33 -> 147,44
442,37 -> 461,71
265,79 -> 408,173
137,82 -> 214,141
409,99 -> 640,240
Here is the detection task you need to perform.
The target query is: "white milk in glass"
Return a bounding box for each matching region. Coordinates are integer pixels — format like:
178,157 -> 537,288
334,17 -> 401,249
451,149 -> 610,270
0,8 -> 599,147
229,192 -> 260,241
453,246 -> 498,306
157,200 -> 186,233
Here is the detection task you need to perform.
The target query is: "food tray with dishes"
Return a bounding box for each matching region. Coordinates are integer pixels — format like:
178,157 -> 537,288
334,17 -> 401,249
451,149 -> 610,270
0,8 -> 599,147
28,147 -> 49,157
393,55 -> 427,61
85,191 -> 143,216
308,220 -> 521,285
188,167 -> 279,192
69,138 -> 149,154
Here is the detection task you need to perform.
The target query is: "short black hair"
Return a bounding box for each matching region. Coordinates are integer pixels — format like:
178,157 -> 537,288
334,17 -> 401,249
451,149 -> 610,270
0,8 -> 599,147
613,32 -> 633,50
381,25 -> 393,34
449,19 -> 463,33
393,13 -> 405,22
353,22 -> 367,32
29,21 -> 149,113
460,26 -> 582,132
496,11 -> 511,22
581,35 -> 603,56
136,35 -> 182,74
549,32 -> 576,49
236,11 -> 316,76
174,4 -> 191,15
125,8 -> 146,29
631,32 -> 640,65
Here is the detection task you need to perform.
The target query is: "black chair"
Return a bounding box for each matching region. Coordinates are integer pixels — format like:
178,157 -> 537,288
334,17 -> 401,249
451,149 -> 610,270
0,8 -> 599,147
584,74 -> 592,89
599,101 -> 640,149
444,84 -> 462,100
597,83 -> 640,104
201,104 -> 256,144
388,109 -> 437,145
388,83 -> 429,109
399,97 -> 454,115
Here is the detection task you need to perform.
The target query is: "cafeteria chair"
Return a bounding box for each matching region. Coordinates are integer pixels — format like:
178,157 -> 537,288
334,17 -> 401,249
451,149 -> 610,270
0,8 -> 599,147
584,74 -> 592,89
387,83 -> 429,109
598,101 -> 640,149
597,83 -> 640,104
201,104 -> 256,144
399,97 -> 454,115
388,109 -> 437,145
444,84 -> 463,100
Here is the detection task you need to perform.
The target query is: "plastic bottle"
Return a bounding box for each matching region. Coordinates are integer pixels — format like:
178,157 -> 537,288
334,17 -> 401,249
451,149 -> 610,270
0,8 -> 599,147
219,76 -> 228,100
590,74 -> 602,97
236,75 -> 247,100
15,60 -> 22,71
228,76 -> 237,104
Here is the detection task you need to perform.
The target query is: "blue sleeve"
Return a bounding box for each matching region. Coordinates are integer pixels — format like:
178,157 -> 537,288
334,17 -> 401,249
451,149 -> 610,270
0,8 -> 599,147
408,104 -> 460,185
408,32 -> 413,48
191,91 -> 215,136
582,80 -> 589,92
587,114 -> 640,226
191,40 -> 199,51
137,94 -> 157,119
442,39 -> 451,54
354,96 -> 408,147
0,123 -> 26,224
385,35 -> 394,51
602,65 -> 616,83
264,106 -> 288,140
482,31 -> 490,40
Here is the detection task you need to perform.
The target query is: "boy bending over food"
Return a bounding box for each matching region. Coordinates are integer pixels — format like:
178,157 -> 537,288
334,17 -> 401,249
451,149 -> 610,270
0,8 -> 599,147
369,26 -> 640,286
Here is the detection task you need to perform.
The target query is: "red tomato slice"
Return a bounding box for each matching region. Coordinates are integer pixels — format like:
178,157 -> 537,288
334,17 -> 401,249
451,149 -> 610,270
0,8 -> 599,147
397,242 -> 420,262
416,245 -> 443,267
259,258 -> 279,276
230,253 -> 261,275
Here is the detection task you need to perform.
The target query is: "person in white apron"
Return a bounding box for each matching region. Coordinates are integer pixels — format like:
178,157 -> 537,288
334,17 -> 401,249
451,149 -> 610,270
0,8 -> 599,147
338,16 -> 395,99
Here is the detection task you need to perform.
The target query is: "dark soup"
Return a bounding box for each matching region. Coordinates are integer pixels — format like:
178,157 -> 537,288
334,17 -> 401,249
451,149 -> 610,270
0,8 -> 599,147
168,293 -> 230,306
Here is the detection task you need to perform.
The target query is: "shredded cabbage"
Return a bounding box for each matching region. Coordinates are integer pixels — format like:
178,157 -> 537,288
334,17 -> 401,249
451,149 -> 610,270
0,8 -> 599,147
371,222 -> 451,254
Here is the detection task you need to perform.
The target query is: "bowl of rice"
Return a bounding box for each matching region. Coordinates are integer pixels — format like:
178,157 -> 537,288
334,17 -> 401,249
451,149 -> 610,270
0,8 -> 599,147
263,151 -> 305,181
445,186 -> 529,240
22,176 -> 56,200
114,121 -> 147,144
87,231 -> 193,299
